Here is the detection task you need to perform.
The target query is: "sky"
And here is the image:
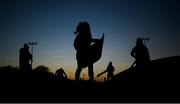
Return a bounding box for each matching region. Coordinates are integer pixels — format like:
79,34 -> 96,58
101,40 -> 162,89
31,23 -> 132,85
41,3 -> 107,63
0,0 -> 180,81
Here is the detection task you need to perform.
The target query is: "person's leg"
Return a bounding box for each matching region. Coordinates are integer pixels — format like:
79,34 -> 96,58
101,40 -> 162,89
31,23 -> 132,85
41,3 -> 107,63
107,73 -> 110,81
88,64 -> 94,81
75,65 -> 82,80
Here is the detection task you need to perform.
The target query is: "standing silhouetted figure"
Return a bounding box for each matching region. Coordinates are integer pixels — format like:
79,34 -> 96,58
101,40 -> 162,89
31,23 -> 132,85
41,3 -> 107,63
74,21 -> 102,81
55,68 -> 67,80
97,61 -> 115,81
130,38 -> 150,69
107,62 -> 115,81
19,43 -> 32,71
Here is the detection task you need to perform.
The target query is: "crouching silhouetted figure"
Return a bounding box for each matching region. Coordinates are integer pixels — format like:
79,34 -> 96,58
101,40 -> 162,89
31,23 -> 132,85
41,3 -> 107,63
130,38 -> 150,70
55,68 -> 68,80
19,43 -> 32,71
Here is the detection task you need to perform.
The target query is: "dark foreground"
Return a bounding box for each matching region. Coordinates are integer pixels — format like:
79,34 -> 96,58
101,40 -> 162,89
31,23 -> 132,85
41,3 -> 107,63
0,56 -> 180,103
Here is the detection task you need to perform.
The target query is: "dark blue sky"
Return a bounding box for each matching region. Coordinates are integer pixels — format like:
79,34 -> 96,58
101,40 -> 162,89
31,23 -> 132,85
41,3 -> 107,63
0,0 -> 180,80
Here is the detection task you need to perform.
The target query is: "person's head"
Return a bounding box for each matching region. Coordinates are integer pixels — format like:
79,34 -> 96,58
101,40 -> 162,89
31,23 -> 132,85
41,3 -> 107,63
136,38 -> 143,46
56,68 -> 64,75
74,21 -> 91,35
109,61 -> 112,65
59,68 -> 63,72
24,43 -> 29,49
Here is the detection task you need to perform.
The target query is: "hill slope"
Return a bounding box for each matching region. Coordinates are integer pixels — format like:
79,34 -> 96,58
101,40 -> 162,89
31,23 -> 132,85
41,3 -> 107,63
0,56 -> 180,102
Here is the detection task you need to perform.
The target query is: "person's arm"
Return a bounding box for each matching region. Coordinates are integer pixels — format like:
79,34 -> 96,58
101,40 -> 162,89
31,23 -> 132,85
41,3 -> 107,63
130,47 -> 136,58
63,71 -> 68,78
28,51 -> 33,62
112,66 -> 115,72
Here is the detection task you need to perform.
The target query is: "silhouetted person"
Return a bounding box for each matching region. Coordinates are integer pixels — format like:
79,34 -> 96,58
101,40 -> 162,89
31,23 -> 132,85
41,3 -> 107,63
74,21 -> 101,81
19,43 -> 32,71
97,61 -> 115,81
130,38 -> 150,69
55,68 -> 67,80
107,62 -> 115,81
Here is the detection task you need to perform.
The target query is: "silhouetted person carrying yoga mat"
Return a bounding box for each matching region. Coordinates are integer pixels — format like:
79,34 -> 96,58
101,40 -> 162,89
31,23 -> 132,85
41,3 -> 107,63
97,61 -> 115,81
130,38 -> 150,70
19,43 -> 32,71
73,21 -> 104,81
